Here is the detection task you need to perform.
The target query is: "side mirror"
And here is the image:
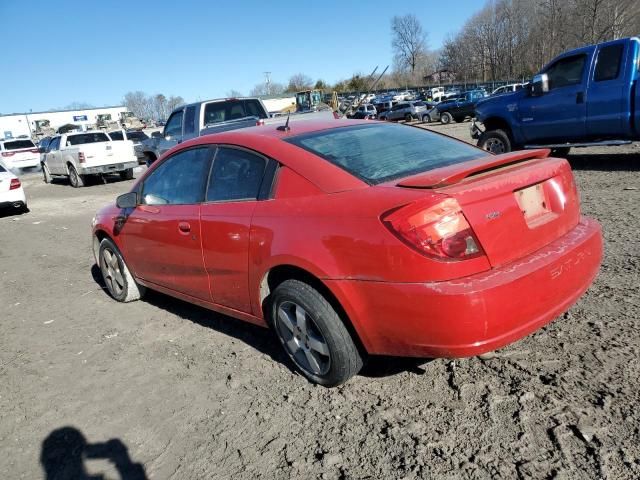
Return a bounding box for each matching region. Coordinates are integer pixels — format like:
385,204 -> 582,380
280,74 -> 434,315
38,146 -> 46,153
116,192 -> 138,209
151,131 -> 162,138
530,73 -> 549,96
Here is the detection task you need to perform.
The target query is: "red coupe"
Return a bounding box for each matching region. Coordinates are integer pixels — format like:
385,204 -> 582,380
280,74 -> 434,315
92,119 -> 602,386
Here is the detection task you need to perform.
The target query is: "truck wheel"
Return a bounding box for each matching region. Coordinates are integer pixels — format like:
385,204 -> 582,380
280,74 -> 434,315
68,165 -> 85,188
119,168 -> 134,180
478,129 -> 512,154
404,113 -> 413,122
271,279 -> 363,387
42,163 -> 52,184
550,147 -> 571,157
440,112 -> 453,125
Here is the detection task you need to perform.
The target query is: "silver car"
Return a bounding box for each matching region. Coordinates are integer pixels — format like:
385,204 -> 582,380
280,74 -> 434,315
378,101 -> 428,122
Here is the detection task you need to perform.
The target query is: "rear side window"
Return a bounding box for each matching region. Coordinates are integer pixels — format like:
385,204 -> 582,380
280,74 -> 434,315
109,131 -> 124,141
48,137 -> 61,151
184,106 -> 196,134
66,133 -> 110,145
594,44 -> 623,81
203,99 -> 268,125
126,131 -> 148,141
286,123 -> 487,185
4,140 -> 35,150
0,163 -> 6,172
142,147 -> 212,205
206,147 -> 266,202
545,54 -> 586,89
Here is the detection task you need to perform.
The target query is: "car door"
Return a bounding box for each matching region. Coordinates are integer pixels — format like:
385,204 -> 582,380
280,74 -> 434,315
121,146 -> 214,300
200,146 -> 276,314
45,136 -> 62,174
518,53 -> 589,143
157,109 -> 184,156
586,41 -> 626,138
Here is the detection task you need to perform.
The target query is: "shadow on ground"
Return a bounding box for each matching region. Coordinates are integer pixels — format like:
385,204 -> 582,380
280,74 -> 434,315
567,151 -> 640,172
41,426 -> 147,480
91,264 -> 436,381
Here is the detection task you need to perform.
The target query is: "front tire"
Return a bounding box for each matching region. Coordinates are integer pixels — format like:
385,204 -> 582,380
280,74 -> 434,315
42,163 -> 52,183
271,279 -> 363,387
68,165 -> 85,188
440,112 -> 453,124
404,113 -> 413,122
422,114 -> 431,123
477,129 -> 512,154
98,238 -> 144,303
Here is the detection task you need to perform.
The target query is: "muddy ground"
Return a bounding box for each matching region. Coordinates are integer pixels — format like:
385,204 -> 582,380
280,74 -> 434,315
1,122 -> 638,479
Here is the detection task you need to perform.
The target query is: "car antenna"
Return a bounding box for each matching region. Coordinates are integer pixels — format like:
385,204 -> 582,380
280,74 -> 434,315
277,113 -> 291,132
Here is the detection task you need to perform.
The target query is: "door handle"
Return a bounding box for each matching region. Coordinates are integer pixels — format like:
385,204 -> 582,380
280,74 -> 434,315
178,221 -> 191,234
576,92 -> 584,104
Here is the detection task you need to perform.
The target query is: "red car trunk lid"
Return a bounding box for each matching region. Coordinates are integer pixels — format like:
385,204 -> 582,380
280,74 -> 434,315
398,150 -> 581,267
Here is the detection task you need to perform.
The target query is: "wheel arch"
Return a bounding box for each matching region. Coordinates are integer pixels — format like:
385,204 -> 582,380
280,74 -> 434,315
259,264 -> 369,355
481,116 -> 515,144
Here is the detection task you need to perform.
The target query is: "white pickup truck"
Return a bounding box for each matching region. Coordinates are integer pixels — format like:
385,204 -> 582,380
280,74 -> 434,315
41,131 -> 137,188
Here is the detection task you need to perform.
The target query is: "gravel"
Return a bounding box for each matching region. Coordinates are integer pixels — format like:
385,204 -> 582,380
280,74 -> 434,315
0,122 -> 638,479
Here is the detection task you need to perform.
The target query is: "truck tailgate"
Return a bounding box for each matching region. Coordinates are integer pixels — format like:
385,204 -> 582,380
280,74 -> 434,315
79,141 -> 135,168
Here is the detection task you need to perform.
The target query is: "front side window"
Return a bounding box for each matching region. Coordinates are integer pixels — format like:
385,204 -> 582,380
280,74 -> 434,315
545,54 -> 586,89
142,147 -> 212,205
206,147 -> 266,202
48,137 -> 61,151
164,110 -> 183,137
286,123 -> 487,185
594,44 -> 623,82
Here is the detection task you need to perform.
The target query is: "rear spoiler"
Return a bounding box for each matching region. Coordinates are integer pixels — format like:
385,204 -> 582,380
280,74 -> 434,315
397,149 -> 551,188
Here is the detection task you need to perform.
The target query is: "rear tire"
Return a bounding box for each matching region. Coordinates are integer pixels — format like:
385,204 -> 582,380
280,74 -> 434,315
98,237 -> 144,303
404,113 -> 413,122
440,112 -> 453,125
119,168 -> 134,180
68,165 -> 85,188
477,129 -> 512,154
271,279 -> 363,387
42,163 -> 52,184
422,114 -> 431,123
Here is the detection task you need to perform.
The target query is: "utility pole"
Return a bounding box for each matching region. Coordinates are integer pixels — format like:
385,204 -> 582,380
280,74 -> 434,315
264,72 -> 272,95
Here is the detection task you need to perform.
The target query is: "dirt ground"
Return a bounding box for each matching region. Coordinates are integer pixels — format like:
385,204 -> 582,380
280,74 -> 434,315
1,123 -> 639,480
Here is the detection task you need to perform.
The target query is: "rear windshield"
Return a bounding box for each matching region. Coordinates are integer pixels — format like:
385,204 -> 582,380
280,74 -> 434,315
108,131 -> 124,141
4,140 -> 35,150
203,99 -> 268,125
286,123 -> 487,184
66,132 -> 110,145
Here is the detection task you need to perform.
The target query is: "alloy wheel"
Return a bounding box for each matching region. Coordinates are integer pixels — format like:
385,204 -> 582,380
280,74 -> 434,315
100,248 -> 125,297
275,301 -> 330,376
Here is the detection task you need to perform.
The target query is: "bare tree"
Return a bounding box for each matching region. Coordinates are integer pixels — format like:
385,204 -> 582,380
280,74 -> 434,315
391,14 -> 428,75
286,73 -> 313,92
166,95 -> 184,114
250,81 -> 285,96
226,89 -> 244,97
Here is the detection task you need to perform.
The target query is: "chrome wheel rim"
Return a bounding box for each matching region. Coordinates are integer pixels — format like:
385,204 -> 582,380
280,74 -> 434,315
69,168 -> 78,186
485,138 -> 506,154
276,301 -> 330,376
100,248 -> 125,297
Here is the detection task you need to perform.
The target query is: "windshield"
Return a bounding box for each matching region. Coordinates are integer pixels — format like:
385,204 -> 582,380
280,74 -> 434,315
3,140 -> 36,150
286,123 -> 487,185
203,99 -> 268,125
66,133 -> 110,145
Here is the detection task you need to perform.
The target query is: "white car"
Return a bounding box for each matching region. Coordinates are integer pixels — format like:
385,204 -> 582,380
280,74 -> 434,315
491,83 -> 525,95
0,160 -> 27,213
0,138 -> 40,170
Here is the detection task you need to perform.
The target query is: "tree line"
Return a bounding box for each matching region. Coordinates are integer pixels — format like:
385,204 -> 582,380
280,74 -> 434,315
122,91 -> 185,121
440,0 -> 640,83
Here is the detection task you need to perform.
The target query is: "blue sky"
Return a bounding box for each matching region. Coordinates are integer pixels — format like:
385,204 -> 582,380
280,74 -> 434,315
0,0 -> 482,113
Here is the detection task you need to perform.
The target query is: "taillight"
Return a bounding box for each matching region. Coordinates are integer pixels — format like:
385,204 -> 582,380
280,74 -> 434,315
382,198 -> 484,261
1,151 -> 15,157
10,178 -> 21,190
78,152 -> 86,164
256,119 -> 265,126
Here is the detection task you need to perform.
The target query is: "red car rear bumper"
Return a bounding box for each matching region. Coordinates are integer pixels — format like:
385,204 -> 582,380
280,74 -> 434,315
327,217 -> 602,358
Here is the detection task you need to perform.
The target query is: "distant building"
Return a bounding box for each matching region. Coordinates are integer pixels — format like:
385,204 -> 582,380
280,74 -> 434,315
0,106 -> 128,139
424,69 -> 457,84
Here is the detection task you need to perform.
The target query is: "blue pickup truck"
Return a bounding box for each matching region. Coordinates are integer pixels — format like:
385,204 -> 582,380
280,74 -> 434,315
471,37 -> 640,155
